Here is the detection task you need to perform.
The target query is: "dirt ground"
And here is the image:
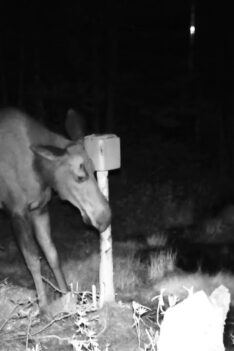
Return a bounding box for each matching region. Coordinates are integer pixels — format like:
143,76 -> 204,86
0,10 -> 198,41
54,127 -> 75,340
1,174 -> 234,350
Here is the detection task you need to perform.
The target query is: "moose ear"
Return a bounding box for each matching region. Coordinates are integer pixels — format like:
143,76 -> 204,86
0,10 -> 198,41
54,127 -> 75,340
65,109 -> 85,141
31,145 -> 66,161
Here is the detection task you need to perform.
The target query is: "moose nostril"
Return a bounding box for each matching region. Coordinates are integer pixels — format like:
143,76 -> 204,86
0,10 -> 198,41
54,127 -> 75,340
97,221 -> 109,233
81,205 -> 111,232
97,209 -> 111,233
82,213 -> 92,226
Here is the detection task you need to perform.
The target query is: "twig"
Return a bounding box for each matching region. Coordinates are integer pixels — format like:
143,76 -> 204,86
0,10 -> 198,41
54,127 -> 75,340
33,334 -> 70,342
42,276 -> 67,294
25,314 -> 32,350
31,311 -> 77,337
42,276 -> 97,298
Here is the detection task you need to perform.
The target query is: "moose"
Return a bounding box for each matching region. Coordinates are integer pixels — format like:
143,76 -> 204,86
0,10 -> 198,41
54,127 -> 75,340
0,108 -> 111,311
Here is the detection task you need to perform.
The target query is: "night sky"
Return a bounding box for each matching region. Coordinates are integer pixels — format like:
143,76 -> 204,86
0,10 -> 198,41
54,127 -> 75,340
0,1 -> 232,143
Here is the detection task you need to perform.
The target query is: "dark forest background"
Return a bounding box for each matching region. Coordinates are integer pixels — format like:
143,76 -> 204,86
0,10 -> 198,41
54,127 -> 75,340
0,1 -> 233,173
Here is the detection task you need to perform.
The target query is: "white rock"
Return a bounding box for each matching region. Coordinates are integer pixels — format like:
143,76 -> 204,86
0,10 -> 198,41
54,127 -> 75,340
157,285 -> 230,351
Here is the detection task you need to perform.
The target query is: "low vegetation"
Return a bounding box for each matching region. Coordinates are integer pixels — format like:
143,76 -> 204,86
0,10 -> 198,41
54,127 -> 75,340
1,132 -> 234,349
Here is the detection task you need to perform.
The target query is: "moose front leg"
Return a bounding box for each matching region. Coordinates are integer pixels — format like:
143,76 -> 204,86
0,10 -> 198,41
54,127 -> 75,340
12,213 -> 48,308
31,206 -> 68,293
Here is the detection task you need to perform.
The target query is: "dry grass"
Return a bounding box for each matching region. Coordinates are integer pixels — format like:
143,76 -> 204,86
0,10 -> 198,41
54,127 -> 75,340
61,242 -> 178,297
114,254 -> 142,292
148,250 -> 177,281
62,241 -> 144,294
62,253 -> 99,291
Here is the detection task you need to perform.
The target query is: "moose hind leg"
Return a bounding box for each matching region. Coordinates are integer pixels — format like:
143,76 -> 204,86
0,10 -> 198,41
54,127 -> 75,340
12,213 -> 47,308
31,207 -> 68,292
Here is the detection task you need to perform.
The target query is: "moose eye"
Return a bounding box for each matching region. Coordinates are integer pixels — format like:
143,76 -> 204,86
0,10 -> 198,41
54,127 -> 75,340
77,176 -> 86,183
76,164 -> 89,183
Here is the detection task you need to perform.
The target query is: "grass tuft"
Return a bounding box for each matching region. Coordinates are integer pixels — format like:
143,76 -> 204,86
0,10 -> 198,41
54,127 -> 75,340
114,255 -> 142,292
148,250 -> 177,281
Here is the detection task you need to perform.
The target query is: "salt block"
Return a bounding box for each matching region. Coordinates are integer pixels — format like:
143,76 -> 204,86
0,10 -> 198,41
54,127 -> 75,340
157,285 -> 230,351
85,134 -> 120,171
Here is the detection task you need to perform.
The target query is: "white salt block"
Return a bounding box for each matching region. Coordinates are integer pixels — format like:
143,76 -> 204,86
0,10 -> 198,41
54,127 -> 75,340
85,134 -> 120,171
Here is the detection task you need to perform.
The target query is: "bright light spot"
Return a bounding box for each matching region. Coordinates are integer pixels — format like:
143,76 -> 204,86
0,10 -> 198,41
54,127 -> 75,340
190,25 -> 195,35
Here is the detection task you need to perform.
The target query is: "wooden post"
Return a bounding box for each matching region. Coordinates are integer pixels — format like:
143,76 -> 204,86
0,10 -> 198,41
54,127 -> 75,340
85,134 -> 120,307
97,171 -> 115,306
